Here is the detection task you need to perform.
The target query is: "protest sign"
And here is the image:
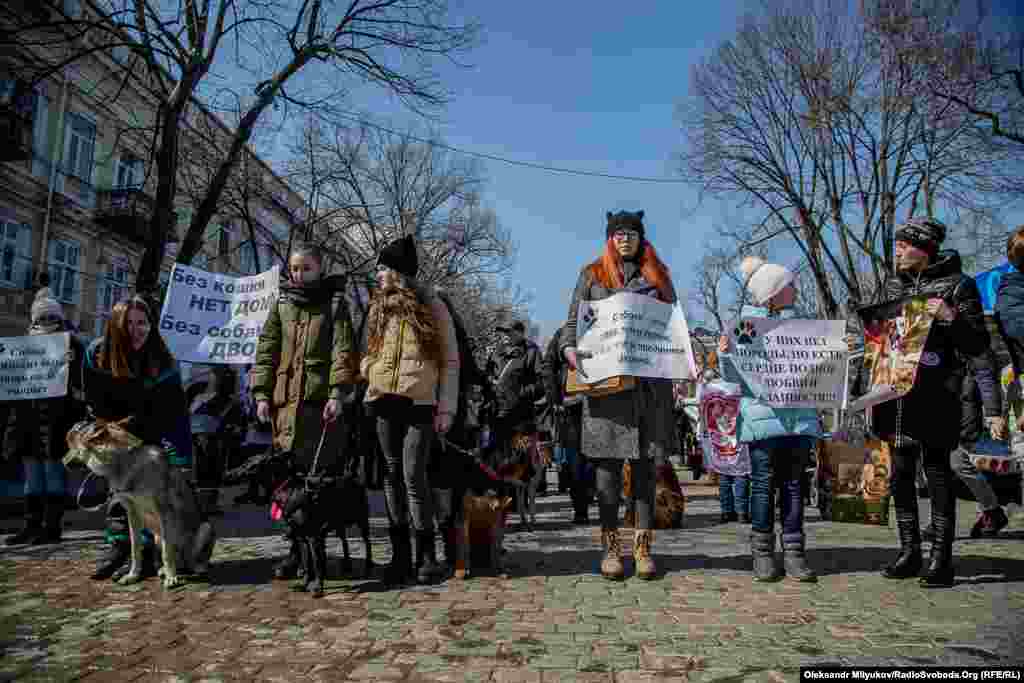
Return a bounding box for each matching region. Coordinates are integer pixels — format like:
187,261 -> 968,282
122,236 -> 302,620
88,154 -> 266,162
574,292 -> 695,384
726,317 -> 847,409
699,380 -> 751,476
848,296 -> 935,412
159,264 -> 280,364
0,332 -> 69,400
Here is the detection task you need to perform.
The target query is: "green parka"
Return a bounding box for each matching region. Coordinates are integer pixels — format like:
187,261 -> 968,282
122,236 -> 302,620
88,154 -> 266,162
251,275 -> 357,452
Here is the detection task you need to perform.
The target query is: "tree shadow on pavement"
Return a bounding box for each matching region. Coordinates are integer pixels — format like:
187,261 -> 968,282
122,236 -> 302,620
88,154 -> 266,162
807,546 -> 1024,584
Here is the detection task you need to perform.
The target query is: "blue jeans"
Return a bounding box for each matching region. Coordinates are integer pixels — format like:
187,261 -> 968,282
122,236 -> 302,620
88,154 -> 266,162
749,436 -> 810,535
718,475 -> 750,516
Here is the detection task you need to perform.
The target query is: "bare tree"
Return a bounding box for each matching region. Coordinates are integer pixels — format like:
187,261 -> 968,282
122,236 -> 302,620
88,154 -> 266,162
679,0 -> 1010,317
1,0 -> 481,293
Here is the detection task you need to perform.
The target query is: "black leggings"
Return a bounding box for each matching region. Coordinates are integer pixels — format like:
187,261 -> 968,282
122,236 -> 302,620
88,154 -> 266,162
892,444 -> 955,527
594,457 -> 654,530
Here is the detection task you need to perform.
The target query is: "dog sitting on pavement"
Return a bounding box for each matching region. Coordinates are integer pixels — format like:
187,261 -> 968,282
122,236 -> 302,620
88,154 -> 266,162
622,461 -> 686,530
65,419 -> 216,589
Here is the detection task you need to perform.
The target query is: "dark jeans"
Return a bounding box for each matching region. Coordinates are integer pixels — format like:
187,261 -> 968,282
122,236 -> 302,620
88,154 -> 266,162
376,406 -> 436,532
893,443 -> 955,530
719,475 -> 750,516
595,457 -> 654,530
749,436 -> 810,535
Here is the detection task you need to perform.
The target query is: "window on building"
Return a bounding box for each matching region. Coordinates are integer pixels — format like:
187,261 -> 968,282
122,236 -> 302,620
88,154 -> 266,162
62,0 -> 81,17
192,248 -> 208,271
238,239 -> 259,274
94,256 -> 130,336
0,220 -> 32,289
47,238 -> 81,305
115,153 -> 143,189
64,113 -> 96,182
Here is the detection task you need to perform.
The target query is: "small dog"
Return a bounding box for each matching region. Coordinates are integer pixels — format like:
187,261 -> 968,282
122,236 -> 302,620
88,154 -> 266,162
277,472 -> 374,597
453,494 -> 514,579
65,420 -> 216,589
623,461 -> 686,530
495,432 -> 550,531
226,449 -> 373,596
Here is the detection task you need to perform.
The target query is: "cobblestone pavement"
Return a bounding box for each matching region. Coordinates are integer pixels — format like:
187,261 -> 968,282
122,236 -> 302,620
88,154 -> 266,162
2,481 -> 1024,682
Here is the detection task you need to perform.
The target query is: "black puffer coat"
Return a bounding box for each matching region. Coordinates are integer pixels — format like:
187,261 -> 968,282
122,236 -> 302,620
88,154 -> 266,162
994,269 -> 1024,376
853,250 -> 1000,449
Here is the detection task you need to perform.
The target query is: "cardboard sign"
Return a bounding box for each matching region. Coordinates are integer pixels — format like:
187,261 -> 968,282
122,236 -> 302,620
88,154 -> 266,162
0,333 -> 69,400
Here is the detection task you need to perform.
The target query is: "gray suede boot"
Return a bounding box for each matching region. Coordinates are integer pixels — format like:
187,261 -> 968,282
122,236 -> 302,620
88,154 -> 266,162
781,532 -> 817,583
750,530 -> 782,582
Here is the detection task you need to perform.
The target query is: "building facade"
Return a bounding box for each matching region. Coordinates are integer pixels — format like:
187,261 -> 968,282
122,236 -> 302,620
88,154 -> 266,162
0,0 -> 303,343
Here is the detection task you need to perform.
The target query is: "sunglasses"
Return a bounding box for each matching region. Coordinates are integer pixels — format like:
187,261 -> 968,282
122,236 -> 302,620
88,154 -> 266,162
612,229 -> 639,241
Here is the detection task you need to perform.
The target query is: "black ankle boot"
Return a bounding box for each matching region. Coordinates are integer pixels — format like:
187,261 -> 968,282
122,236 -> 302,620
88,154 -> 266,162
92,540 -> 131,580
920,511 -> 955,588
416,529 -> 443,584
40,495 -> 65,544
439,522 -> 456,574
385,526 -> 413,586
5,495 -> 44,546
883,510 -> 923,579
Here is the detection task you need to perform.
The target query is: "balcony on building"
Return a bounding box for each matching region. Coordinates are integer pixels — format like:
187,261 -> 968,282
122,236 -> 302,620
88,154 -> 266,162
0,80 -> 34,163
95,186 -> 155,244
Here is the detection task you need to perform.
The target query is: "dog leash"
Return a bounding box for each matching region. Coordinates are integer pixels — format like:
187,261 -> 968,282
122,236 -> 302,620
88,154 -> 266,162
307,422 -> 331,482
75,471 -> 108,513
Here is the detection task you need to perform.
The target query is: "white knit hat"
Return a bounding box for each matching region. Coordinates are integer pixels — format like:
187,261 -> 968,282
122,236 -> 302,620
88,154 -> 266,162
30,287 -> 64,323
740,256 -> 794,306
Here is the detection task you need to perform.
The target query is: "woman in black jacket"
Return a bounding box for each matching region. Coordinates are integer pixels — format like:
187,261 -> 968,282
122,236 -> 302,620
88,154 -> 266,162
85,295 -> 190,580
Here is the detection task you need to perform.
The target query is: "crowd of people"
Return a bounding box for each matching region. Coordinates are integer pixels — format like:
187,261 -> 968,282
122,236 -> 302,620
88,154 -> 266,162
2,212 -> 1022,591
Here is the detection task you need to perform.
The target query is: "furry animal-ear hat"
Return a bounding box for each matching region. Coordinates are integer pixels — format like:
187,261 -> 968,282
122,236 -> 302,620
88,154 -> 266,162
376,235 -> 418,279
606,210 -> 645,240
740,256 -> 794,306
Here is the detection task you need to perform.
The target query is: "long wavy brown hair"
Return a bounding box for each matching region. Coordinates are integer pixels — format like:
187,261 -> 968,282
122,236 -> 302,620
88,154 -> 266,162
365,282 -> 443,366
588,238 -> 674,302
97,295 -> 175,379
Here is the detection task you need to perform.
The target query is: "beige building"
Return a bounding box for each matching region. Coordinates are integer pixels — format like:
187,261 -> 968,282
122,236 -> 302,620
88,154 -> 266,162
0,0 -> 304,344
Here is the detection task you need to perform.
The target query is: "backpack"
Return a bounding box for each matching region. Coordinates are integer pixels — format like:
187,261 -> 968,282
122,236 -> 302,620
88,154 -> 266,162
434,289 -> 485,437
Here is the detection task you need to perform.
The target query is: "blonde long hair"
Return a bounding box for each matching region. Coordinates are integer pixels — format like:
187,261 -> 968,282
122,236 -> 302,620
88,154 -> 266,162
365,281 -> 442,365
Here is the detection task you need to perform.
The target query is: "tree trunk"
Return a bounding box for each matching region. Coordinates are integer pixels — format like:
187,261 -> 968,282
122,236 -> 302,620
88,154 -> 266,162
136,103 -> 183,296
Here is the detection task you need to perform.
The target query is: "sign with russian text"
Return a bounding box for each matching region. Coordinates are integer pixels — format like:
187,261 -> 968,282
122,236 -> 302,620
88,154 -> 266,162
0,332 -> 69,400
575,292 -> 696,384
159,264 -> 280,364
727,317 -> 847,408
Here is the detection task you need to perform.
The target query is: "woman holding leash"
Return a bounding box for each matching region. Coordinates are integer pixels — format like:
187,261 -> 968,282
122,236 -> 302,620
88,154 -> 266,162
85,295 -> 191,581
560,210 -> 677,581
717,257 -> 821,583
361,234 -> 460,586
251,242 -> 358,581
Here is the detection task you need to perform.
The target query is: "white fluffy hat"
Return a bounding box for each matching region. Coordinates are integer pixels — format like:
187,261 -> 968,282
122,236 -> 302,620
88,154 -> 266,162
30,287 -> 64,322
740,256 -> 794,306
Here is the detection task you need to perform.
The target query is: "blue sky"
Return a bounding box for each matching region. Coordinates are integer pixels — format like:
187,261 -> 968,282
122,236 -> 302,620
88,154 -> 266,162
252,0 -> 1023,343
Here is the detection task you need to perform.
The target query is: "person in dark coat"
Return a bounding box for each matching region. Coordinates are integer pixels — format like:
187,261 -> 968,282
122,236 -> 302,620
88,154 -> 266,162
3,288 -> 85,546
995,226 -> 1024,431
851,217 -> 1004,588
541,324 -> 593,524
84,295 -> 191,581
560,210 -> 677,581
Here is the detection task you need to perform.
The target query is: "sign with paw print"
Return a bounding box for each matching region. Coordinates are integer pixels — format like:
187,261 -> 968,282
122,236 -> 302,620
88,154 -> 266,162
726,316 -> 847,408
575,292 -> 696,384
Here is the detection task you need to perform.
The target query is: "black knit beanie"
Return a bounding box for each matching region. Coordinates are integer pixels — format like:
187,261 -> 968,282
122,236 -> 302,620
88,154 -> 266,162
376,235 -> 418,279
606,210 -> 646,241
895,217 -> 947,257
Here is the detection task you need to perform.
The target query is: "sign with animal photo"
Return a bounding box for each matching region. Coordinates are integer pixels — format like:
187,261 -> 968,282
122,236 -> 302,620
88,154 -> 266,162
0,332 -> 70,400
159,264 -> 280,365
816,437 -> 891,525
848,296 -> 936,412
699,381 -> 751,477
727,317 -> 847,409
574,292 -> 696,384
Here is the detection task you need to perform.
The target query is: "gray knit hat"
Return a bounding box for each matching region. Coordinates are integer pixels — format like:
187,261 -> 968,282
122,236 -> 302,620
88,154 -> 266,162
895,217 -> 947,256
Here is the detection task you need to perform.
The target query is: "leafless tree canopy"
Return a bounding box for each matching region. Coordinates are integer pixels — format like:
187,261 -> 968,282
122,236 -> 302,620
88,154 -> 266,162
1,0 -> 481,292
283,117 -> 522,354
679,0 -> 1015,318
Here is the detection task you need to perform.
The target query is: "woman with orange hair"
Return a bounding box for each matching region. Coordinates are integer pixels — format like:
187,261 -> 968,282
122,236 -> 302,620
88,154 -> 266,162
83,295 -> 190,582
560,210 -> 677,581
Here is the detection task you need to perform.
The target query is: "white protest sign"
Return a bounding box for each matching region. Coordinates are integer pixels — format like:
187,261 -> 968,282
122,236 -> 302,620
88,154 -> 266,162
575,292 -> 696,384
0,333 -> 70,400
727,317 -> 847,408
159,264 -> 280,364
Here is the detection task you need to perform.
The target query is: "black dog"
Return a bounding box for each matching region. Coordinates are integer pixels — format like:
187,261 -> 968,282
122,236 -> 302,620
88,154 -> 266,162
225,451 -> 374,596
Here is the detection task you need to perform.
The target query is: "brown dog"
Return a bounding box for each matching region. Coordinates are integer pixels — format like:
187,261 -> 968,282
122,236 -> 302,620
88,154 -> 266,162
453,494 -> 514,579
623,461 -> 685,529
